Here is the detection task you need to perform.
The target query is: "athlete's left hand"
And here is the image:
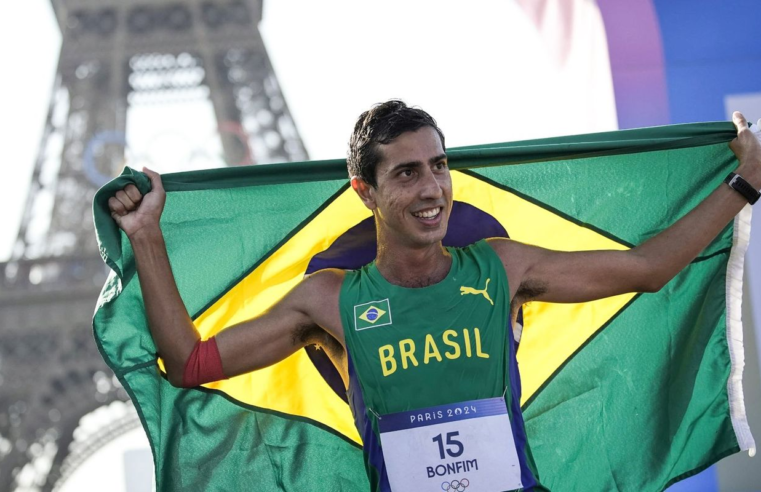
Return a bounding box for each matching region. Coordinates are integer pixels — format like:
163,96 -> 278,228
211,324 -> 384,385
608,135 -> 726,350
729,111 -> 761,186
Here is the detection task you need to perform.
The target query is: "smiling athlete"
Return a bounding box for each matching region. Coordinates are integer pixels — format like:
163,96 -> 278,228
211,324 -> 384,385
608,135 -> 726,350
108,100 -> 761,491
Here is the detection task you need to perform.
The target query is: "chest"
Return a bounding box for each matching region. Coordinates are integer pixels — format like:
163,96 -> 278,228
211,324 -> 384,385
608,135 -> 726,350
344,276 -> 511,407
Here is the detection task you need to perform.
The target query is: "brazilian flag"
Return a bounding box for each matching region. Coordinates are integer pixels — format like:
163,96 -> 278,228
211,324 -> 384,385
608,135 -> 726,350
93,122 -> 755,491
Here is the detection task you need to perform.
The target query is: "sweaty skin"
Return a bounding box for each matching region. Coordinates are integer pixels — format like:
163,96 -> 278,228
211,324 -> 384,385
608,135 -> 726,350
108,112 -> 761,388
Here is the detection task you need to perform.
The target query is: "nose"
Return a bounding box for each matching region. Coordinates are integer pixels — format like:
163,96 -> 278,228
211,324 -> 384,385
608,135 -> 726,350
418,166 -> 444,201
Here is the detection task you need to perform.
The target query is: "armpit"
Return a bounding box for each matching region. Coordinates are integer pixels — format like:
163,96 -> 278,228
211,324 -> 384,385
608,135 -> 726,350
293,323 -> 347,386
513,278 -> 548,306
293,323 -> 344,356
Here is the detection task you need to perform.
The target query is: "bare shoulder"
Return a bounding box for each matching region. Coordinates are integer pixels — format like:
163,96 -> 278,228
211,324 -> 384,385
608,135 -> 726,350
300,268 -> 346,303
485,237 -> 512,256
485,237 -> 532,264
484,237 -> 539,301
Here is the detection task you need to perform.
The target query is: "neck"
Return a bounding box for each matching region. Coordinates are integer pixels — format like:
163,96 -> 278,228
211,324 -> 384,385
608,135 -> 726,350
375,240 -> 451,288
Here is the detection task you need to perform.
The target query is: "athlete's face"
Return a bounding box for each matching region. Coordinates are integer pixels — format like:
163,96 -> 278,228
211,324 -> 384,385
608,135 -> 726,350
353,126 -> 452,248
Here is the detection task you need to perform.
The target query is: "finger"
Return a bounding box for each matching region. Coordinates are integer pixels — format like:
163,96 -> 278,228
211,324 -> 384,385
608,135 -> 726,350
115,189 -> 136,210
732,111 -> 748,131
124,184 -> 143,203
108,196 -> 127,216
143,166 -> 165,193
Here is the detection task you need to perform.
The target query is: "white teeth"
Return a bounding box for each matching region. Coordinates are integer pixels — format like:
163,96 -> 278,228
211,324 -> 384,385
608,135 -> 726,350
413,207 -> 441,219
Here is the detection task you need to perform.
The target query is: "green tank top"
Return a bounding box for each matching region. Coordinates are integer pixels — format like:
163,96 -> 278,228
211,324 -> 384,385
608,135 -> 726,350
339,240 -> 541,491
342,239 -> 511,414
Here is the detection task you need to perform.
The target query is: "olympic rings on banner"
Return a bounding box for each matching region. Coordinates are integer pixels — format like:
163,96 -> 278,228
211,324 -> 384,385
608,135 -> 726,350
441,478 -> 469,491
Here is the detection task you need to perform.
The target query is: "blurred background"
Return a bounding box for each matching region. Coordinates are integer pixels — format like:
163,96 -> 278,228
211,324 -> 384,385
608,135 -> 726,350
0,0 -> 759,490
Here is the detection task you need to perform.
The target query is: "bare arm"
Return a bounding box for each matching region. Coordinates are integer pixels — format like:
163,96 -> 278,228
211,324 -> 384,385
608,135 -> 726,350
214,269 -> 345,378
493,111 -> 761,308
108,168 -> 344,386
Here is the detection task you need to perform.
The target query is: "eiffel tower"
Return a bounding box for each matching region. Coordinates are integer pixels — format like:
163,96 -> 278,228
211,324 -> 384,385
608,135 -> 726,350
0,1 -> 307,489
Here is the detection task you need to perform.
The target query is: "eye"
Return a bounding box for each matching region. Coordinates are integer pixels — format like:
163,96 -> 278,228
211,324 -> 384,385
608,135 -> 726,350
399,169 -> 413,177
435,161 -> 448,170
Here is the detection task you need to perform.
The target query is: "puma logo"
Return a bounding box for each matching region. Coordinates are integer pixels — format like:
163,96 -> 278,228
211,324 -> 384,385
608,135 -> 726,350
460,278 -> 494,306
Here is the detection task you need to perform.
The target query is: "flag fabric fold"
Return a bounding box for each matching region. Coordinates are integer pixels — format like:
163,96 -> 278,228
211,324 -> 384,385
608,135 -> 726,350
93,122 -> 754,491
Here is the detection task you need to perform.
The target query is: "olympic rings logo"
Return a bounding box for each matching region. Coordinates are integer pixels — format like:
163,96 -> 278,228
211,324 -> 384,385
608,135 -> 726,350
441,478 -> 469,491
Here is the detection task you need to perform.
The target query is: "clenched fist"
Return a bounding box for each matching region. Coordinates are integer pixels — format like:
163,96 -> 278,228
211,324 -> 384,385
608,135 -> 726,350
108,167 -> 166,238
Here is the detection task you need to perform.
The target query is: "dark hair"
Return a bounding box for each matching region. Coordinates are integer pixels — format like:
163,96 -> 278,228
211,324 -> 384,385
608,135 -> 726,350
348,100 -> 445,187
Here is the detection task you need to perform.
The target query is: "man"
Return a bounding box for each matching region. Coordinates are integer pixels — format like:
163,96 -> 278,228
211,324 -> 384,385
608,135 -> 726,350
108,101 -> 761,491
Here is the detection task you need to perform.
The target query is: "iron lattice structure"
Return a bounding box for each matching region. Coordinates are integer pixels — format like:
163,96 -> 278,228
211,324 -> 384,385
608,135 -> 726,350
0,1 -> 306,489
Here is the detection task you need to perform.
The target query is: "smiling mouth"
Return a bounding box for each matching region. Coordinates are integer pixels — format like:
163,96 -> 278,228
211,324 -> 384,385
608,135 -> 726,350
412,207 -> 442,220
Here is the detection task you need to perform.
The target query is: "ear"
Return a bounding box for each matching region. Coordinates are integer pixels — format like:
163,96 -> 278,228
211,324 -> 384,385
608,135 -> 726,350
351,176 -> 377,211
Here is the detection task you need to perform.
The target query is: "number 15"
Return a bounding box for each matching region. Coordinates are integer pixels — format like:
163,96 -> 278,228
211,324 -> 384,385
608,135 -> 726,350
432,432 -> 464,459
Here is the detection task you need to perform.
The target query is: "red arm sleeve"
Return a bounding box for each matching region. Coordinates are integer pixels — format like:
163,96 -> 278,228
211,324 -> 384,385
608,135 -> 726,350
182,337 -> 228,388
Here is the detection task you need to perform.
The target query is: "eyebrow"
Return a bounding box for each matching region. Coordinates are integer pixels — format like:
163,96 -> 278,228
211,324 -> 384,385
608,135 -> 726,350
389,153 -> 448,174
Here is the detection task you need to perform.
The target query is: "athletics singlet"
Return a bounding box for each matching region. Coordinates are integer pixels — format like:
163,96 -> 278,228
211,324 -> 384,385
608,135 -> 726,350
340,240 -> 543,492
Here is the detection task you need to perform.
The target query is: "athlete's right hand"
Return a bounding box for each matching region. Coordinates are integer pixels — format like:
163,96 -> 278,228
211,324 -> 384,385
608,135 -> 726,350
108,167 -> 166,238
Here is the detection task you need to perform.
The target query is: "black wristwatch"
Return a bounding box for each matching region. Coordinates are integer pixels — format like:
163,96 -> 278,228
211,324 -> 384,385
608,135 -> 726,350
724,172 -> 760,205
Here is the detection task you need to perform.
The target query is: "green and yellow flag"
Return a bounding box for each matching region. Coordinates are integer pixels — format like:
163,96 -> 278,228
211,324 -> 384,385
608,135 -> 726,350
93,122 -> 755,491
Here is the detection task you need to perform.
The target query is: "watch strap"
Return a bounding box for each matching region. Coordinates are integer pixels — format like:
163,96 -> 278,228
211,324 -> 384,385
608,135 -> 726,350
724,172 -> 760,205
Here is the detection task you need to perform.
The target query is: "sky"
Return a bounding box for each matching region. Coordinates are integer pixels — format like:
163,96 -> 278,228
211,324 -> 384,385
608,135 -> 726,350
0,0 -> 617,262
0,2 -> 60,261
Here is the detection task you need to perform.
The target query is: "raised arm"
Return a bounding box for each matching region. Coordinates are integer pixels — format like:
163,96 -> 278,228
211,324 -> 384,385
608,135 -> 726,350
493,111 -> 761,308
108,168 -> 345,387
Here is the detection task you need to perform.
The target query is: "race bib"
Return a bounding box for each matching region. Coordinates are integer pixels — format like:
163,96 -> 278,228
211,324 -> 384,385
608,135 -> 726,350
378,397 -> 522,492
